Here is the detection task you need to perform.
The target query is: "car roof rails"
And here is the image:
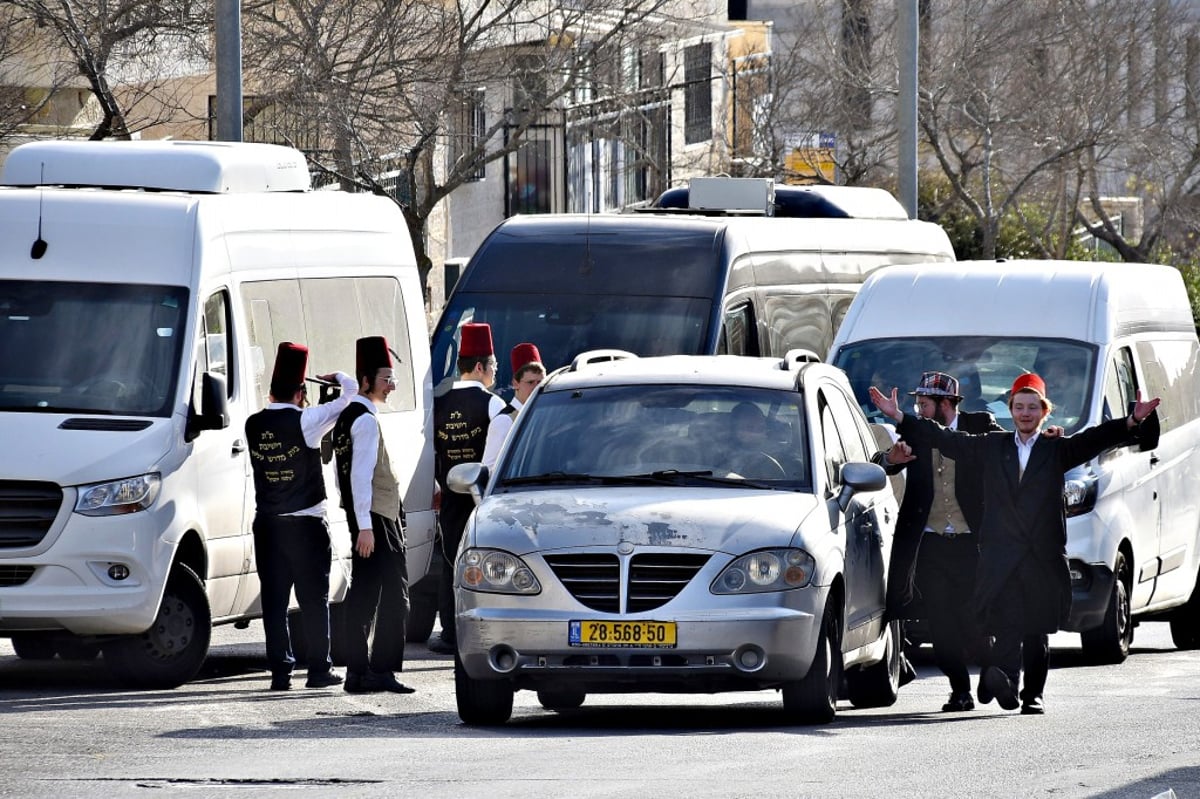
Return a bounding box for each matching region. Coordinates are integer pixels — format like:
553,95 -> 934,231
568,349 -> 638,372
780,349 -> 822,370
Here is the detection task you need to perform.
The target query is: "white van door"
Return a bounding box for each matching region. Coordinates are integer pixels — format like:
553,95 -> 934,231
192,289 -> 251,618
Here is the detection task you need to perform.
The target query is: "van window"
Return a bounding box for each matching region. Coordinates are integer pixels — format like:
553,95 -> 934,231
832,336 -> 1098,433
241,277 -> 416,412
719,302 -> 759,356
1103,347 -> 1137,422
201,290 -> 234,398
0,280 -> 187,417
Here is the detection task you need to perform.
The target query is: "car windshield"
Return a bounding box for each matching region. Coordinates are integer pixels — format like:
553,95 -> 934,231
497,384 -> 812,490
0,280 -> 188,416
832,336 -> 1098,433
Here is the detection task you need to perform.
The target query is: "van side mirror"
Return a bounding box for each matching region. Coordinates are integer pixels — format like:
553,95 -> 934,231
186,372 -> 230,442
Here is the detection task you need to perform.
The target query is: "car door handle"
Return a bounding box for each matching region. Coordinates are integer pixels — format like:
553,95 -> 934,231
232,439 -> 247,455
1149,453 -> 1159,467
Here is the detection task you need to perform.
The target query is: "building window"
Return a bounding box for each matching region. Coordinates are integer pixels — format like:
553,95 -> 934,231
684,43 -> 712,145
450,89 -> 486,181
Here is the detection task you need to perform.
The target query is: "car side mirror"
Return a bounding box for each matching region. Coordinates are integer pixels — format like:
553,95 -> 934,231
447,462 -> 490,506
837,461 -> 887,512
186,372 -> 230,442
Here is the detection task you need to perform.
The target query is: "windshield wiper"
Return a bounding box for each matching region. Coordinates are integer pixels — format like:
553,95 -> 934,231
499,471 -> 610,487
618,470 -> 779,489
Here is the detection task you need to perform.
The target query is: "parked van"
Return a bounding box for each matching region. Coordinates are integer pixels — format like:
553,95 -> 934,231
0,140 -> 435,687
431,178 -> 955,397
828,259 -> 1200,662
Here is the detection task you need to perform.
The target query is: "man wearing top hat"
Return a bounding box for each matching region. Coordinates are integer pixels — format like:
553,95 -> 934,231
331,336 -> 415,694
430,322 -> 507,654
876,370 -> 1006,712
481,342 -> 546,469
872,373 -> 1160,715
246,342 -> 357,691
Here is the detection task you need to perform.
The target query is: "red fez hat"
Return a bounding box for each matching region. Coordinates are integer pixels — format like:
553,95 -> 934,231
1011,373 -> 1047,398
356,336 -> 392,376
459,323 -> 494,358
510,342 -> 542,374
271,342 -> 308,392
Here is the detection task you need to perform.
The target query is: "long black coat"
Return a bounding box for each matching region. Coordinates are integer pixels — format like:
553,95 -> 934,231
884,410 -> 1004,619
897,413 -> 1143,634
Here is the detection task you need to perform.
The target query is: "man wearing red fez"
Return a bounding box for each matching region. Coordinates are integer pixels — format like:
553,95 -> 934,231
331,336 -> 415,694
430,322 -> 507,654
481,342 -> 546,469
246,342 -> 358,691
871,373 -> 1160,715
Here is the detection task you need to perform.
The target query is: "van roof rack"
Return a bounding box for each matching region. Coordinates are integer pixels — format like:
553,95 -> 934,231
642,179 -> 908,220
1,140 -> 311,194
568,350 -> 638,371
780,349 -> 823,369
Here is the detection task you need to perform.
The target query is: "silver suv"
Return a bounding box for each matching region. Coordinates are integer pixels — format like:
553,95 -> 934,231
446,352 -> 901,725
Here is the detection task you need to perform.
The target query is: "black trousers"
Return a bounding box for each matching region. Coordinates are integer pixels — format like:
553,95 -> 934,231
916,532 -> 984,694
435,494 -> 474,645
986,564 -> 1052,701
253,513 -> 333,678
344,512 -> 410,676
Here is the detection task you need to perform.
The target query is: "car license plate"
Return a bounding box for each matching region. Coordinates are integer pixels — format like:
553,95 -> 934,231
568,620 -> 677,648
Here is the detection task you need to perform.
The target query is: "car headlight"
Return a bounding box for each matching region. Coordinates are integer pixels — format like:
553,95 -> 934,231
1063,473 -> 1098,517
458,548 -> 541,594
711,548 -> 816,594
74,474 -> 161,516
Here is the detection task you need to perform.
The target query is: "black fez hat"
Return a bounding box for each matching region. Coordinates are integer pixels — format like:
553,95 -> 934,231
356,336 -> 393,377
271,342 -> 308,395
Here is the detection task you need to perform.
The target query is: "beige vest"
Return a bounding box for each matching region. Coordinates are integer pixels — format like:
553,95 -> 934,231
929,450 -> 970,535
371,429 -> 402,520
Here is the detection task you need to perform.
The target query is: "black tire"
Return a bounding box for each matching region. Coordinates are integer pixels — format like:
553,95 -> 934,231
537,687 -> 587,711
845,618 -> 901,709
406,582 -> 439,644
782,604 -> 841,724
55,637 -> 102,661
11,633 -> 58,660
455,655 -> 513,725
103,563 -> 212,689
1081,551 -> 1132,665
1169,575 -> 1200,650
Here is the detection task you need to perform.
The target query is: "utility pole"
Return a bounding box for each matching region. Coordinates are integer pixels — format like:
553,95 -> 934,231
215,0 -> 243,142
897,0 -> 918,219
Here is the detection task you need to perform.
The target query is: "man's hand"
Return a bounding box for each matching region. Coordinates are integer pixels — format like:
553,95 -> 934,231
1042,425 -> 1065,439
869,386 -> 904,422
1132,391 -> 1161,424
355,529 -> 376,558
884,440 -> 915,466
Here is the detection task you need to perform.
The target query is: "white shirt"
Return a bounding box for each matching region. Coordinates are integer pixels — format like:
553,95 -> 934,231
346,394 -> 382,531
271,371 -> 357,517
482,396 -> 524,469
1014,430 -> 1040,479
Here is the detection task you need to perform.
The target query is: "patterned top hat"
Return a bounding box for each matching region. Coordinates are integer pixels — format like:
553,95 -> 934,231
908,370 -> 962,399
1011,372 -> 1047,398
271,342 -> 308,394
510,342 -> 542,374
459,323 -> 494,359
356,336 -> 392,376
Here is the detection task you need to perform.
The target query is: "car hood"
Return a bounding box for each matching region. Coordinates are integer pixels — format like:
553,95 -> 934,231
469,487 -> 820,555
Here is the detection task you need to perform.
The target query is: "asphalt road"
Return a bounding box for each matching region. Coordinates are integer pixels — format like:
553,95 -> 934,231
1,622 -> 1198,799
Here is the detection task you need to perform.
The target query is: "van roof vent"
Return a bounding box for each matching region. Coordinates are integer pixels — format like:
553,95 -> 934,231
1,140 -> 311,194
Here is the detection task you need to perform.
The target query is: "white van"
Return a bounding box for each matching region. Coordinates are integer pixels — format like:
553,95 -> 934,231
0,140 -> 435,687
828,259 -> 1200,662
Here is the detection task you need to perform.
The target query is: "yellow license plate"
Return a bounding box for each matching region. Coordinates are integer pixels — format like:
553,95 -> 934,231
568,620 -> 677,648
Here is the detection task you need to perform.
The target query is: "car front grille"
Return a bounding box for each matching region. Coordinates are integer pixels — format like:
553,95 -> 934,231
0,481 -> 63,549
544,552 -> 711,613
0,565 -> 36,586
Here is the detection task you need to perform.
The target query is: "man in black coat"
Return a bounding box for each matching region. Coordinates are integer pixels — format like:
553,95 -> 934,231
879,371 -> 1005,712
871,373 -> 1160,715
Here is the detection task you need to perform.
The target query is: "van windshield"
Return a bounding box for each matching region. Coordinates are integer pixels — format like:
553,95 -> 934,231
0,280 -> 188,416
832,337 -> 1098,434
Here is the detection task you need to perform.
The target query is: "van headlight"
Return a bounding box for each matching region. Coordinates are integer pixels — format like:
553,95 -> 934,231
711,548 -> 816,594
74,474 -> 161,516
458,548 -> 541,594
1063,474 -> 1098,517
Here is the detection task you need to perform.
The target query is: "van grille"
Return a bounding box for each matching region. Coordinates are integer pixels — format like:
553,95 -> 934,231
0,565 -> 36,586
0,481 -> 63,549
544,552 -> 710,613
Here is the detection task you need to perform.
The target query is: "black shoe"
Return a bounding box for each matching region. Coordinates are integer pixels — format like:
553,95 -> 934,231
899,654 -> 917,687
982,666 -> 1019,711
305,669 -> 344,688
427,637 -> 456,655
343,672 -> 366,694
269,673 -> 292,691
942,691 -> 975,712
362,671 -> 416,694
977,671 -> 993,705
1020,696 -> 1045,715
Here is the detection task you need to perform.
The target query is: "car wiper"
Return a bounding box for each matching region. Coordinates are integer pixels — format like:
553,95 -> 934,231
619,470 -> 779,489
498,471 -> 610,487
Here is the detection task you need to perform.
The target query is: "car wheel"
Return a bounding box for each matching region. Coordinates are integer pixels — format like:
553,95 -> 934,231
781,604 -> 841,724
103,563 -> 212,689
537,687 -> 587,711
1169,575 -> 1200,650
1080,551 -> 1132,664
845,618 -> 901,709
11,632 -> 58,660
55,636 -> 102,661
406,581 -> 440,644
455,654 -> 514,725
